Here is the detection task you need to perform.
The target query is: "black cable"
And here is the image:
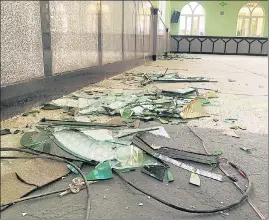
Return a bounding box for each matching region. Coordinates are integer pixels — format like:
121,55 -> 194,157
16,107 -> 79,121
1,188 -> 68,207
0,148 -> 91,219
185,125 -> 266,218
113,168 -> 251,214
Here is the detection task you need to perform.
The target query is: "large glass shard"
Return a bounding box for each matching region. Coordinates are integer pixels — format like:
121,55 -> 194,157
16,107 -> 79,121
20,132 -> 80,160
52,129 -> 159,169
53,130 -> 116,162
86,161 -> 113,181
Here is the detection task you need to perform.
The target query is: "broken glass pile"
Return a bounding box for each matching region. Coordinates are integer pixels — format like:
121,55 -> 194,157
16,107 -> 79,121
43,88 -> 215,124
21,126 -> 166,170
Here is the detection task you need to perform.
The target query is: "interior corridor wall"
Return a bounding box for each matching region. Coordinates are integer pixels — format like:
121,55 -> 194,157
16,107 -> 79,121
170,1 -> 268,37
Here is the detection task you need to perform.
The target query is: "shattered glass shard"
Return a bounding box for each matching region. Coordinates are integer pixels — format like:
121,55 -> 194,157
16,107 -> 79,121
111,145 -> 160,169
52,98 -> 79,108
157,117 -> 169,124
162,88 -> 196,96
189,173 -> 201,186
40,103 -> 62,110
132,106 -> 144,115
240,147 -> 254,154
141,165 -> 167,182
120,109 -> 134,119
21,132 -> 80,160
86,161 -> 113,180
167,169 -> 174,182
180,98 -> 210,119
199,91 -> 218,99
74,116 -> 92,122
53,130 -> 116,162
156,147 -> 218,165
78,98 -> 97,109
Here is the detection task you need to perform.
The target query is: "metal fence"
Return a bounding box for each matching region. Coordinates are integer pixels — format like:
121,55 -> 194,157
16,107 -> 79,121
171,35 -> 268,56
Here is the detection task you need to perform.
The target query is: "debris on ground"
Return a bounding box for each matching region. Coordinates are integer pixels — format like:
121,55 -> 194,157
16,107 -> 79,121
180,98 -> 210,119
198,91 -> 218,99
22,213 -> 27,217
240,147 -> 255,154
141,165 -> 167,182
158,53 -> 201,60
142,72 -> 217,85
40,103 -> 63,110
156,147 -> 219,165
212,150 -> 223,157
133,135 -> 223,181
189,173 -> 201,187
1,129 -> 12,136
222,129 -> 240,138
22,110 -> 40,117
86,161 -> 113,181
224,118 -> 238,124
1,62 -> 260,219
167,169 -> 174,182
230,125 -> 247,130
228,79 -> 236,82
161,88 -> 196,97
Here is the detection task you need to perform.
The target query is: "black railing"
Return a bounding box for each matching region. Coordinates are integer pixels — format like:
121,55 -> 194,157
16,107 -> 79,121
171,35 -> 268,56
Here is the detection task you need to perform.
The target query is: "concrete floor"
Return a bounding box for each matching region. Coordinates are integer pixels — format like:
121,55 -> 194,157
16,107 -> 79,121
1,54 -> 268,219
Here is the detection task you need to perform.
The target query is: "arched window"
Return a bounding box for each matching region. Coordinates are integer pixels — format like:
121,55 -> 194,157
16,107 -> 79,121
179,2 -> 205,35
236,2 -> 264,37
